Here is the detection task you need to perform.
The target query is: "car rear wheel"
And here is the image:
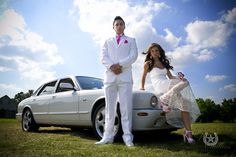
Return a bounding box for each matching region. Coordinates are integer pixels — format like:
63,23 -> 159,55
22,109 -> 39,132
92,102 -> 121,139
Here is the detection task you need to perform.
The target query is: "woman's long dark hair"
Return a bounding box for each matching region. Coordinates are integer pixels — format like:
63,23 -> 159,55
143,43 -> 173,72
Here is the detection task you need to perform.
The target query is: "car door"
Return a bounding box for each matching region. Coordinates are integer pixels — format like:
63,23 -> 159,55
48,78 -> 79,125
31,81 -> 57,124
75,76 -> 104,125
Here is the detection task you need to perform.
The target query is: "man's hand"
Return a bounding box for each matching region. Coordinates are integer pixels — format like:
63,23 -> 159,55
110,64 -> 122,75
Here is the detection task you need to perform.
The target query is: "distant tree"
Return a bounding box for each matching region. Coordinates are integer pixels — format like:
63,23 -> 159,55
220,98 -> 236,122
13,90 -> 34,105
196,98 -> 220,122
196,98 -> 205,122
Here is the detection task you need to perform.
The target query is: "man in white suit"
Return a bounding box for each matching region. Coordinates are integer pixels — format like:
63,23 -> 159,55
95,16 -> 138,147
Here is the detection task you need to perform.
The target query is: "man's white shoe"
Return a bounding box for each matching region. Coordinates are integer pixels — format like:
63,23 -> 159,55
95,138 -> 113,145
125,141 -> 134,147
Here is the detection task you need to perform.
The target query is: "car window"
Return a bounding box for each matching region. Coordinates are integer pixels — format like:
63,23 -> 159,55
76,76 -> 104,90
56,78 -> 75,93
37,81 -> 57,96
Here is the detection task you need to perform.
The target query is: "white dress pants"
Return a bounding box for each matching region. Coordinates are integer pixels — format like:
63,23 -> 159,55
103,82 -> 133,143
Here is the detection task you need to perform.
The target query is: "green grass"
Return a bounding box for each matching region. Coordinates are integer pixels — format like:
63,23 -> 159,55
0,118 -> 235,157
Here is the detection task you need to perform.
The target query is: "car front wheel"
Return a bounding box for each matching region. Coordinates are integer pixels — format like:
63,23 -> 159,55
92,102 -> 121,139
22,109 -> 39,132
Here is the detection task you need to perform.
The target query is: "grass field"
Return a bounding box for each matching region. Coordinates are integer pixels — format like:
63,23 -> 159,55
0,118 -> 235,157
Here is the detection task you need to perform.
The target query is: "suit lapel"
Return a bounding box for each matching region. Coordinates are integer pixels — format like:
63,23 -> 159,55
112,37 -> 119,48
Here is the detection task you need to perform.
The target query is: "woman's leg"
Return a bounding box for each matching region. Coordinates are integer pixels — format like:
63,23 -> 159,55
181,111 -> 192,138
160,80 -> 189,105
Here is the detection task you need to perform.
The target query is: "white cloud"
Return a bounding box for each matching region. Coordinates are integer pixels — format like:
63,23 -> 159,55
195,49 -> 215,62
71,0 -> 171,51
168,7 -> 236,68
0,66 -> 14,72
0,55 -> 56,82
164,29 -> 181,49
0,9 -> 63,81
167,44 -> 198,69
205,95 -> 214,100
185,20 -> 231,48
205,74 -> 227,82
0,83 -> 23,93
219,84 -> 236,92
15,56 -> 56,82
0,9 -> 25,41
221,7 -> 236,24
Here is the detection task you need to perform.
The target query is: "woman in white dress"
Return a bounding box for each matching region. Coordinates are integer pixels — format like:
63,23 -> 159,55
140,43 -> 200,143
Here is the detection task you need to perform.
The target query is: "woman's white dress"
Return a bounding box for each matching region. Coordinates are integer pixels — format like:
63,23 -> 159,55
150,67 -> 200,128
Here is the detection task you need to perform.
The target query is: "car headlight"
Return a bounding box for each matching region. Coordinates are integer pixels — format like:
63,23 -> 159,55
150,95 -> 158,108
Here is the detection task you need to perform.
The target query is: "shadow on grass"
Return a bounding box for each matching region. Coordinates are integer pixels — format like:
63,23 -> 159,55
133,131 -> 235,156
38,127 -> 97,140
37,127 -> 235,156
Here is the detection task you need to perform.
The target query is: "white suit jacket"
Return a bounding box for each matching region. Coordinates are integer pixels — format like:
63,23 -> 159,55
100,35 -> 138,84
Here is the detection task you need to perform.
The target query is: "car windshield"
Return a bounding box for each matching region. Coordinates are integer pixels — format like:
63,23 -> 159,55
76,76 -> 104,90
32,85 -> 43,96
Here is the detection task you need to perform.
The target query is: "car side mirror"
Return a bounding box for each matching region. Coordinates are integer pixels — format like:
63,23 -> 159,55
59,83 -> 76,91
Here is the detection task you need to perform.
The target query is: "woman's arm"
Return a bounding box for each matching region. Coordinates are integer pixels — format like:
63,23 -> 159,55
140,61 -> 150,90
167,69 -> 177,79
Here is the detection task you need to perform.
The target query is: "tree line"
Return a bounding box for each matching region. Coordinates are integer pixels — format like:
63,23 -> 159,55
196,98 -> 236,123
5,90 -> 236,123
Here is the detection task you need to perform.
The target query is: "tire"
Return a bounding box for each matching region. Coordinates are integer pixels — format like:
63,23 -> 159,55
22,109 -> 39,132
92,102 -> 121,140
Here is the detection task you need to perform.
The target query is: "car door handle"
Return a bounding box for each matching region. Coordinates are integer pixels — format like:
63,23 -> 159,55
52,95 -> 56,99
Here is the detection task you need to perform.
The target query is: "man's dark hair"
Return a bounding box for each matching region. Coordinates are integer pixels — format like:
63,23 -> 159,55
113,16 -> 125,26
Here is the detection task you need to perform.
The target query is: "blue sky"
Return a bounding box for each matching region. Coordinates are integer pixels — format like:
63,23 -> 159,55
0,0 -> 236,104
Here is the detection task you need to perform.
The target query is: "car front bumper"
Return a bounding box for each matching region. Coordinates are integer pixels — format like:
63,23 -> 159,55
132,108 -> 178,131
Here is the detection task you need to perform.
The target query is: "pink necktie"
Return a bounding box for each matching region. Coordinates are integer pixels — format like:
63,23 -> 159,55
117,35 -> 121,44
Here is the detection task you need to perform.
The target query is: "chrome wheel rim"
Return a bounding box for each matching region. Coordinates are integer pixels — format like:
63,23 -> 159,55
95,106 -> 120,138
22,110 -> 32,131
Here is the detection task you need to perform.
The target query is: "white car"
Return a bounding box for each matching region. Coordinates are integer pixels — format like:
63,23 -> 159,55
16,76 -> 179,139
